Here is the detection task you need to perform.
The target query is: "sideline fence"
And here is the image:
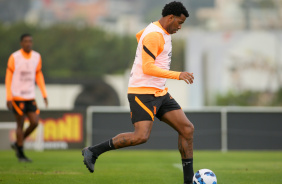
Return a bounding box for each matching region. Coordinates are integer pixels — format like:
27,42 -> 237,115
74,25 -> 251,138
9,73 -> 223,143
86,106 -> 282,151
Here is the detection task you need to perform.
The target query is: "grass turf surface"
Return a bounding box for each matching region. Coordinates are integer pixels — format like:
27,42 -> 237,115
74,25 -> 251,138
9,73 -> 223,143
0,150 -> 281,184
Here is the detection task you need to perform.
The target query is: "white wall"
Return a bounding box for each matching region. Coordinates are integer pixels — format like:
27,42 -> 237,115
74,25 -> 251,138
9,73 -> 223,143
0,84 -> 82,110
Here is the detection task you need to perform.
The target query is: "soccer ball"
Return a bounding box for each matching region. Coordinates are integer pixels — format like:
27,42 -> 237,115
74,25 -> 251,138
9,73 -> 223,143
193,169 -> 217,184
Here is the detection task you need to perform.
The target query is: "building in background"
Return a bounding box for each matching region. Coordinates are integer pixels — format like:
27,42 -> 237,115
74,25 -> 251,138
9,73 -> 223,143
1,0 -> 282,31
0,0 -> 30,23
26,0 -> 108,27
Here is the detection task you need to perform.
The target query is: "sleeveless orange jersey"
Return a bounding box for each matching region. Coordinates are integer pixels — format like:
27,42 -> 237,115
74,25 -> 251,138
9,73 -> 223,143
5,49 -> 47,101
128,21 -> 181,97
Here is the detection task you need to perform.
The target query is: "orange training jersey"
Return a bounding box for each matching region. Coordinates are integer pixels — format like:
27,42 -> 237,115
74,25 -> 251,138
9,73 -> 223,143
128,21 -> 181,96
5,49 -> 47,101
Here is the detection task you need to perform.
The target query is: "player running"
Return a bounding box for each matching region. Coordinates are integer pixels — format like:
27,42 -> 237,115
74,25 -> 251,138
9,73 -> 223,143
82,1 -> 194,183
5,33 -> 48,162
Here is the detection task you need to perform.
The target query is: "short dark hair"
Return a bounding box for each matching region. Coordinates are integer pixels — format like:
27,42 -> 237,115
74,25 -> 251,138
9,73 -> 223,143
20,33 -> 32,41
162,1 -> 189,17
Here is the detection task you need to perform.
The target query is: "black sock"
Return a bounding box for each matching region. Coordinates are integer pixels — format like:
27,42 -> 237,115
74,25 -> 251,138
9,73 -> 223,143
182,158 -> 194,184
17,145 -> 25,157
88,139 -> 115,157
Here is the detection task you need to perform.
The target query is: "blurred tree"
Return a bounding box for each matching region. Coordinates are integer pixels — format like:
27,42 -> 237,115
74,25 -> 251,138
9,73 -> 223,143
171,39 -> 185,72
216,91 -> 260,106
272,88 -> 282,106
216,89 -> 282,106
0,22 -> 185,81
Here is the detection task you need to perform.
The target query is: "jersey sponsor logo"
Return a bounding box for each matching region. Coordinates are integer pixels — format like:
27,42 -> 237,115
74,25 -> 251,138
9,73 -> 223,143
20,90 -> 32,95
20,71 -> 32,76
20,71 -> 33,82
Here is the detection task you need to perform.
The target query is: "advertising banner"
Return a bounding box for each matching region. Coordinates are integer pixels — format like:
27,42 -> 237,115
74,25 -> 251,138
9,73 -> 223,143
0,110 -> 86,150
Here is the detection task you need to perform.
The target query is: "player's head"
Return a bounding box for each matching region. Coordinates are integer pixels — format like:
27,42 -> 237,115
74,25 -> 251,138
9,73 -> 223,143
20,33 -> 33,53
161,1 -> 189,34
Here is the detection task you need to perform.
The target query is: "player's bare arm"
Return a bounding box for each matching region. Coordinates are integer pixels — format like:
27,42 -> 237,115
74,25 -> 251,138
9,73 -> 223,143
179,72 -> 194,84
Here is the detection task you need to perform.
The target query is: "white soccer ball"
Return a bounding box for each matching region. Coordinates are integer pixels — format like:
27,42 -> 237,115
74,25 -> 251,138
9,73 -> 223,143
193,169 -> 217,184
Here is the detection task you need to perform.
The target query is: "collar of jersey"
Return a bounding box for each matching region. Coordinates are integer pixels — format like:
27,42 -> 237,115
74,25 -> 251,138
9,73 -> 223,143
153,21 -> 170,35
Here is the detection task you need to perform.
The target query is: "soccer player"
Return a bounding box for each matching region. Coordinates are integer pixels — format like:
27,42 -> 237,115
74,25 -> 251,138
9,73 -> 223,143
5,33 -> 48,162
82,1 -> 194,183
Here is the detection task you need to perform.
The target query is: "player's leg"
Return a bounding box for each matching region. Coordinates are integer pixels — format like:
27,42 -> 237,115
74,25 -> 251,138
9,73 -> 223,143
161,109 -> 194,184
17,101 -> 39,162
82,120 -> 153,173
82,94 -> 156,173
10,101 -> 26,160
14,113 -> 25,152
24,111 -> 39,139
112,120 -> 153,148
88,120 -> 153,158
14,111 -> 38,162
15,114 -> 25,147
10,101 -> 25,147
161,109 -> 194,158
24,100 -> 39,139
12,113 -> 33,162
109,94 -> 155,149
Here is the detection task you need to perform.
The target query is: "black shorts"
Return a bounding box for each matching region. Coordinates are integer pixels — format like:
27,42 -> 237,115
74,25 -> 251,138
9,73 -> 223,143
12,100 -> 39,116
128,93 -> 181,124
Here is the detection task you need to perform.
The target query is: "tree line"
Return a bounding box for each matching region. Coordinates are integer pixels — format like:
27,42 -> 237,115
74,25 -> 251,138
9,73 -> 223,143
0,22 -> 185,81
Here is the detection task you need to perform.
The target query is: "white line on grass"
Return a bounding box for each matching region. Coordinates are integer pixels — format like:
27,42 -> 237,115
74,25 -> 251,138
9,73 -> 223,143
173,163 -> 182,171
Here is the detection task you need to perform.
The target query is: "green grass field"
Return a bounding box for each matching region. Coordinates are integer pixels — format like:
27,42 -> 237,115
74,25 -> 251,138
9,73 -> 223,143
0,150 -> 281,184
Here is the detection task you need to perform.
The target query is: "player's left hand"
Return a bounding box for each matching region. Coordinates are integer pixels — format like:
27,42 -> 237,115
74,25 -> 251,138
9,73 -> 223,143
44,98 -> 48,108
179,72 -> 194,84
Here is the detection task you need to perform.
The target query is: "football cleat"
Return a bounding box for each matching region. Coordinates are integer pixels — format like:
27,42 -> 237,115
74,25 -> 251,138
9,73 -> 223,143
11,142 -> 20,158
82,147 -> 97,173
18,156 -> 32,163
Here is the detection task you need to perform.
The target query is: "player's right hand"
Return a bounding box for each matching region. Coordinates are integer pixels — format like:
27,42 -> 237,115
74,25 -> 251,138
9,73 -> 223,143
6,101 -> 12,110
179,72 -> 194,84
44,98 -> 48,108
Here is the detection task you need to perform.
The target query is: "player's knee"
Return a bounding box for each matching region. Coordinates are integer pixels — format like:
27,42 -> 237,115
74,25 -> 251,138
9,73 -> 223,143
136,134 -> 150,144
189,123 -> 194,134
181,122 -> 194,138
30,121 -> 39,128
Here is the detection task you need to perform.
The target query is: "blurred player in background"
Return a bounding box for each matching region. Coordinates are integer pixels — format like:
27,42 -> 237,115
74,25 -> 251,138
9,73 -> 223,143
5,33 -> 48,162
82,1 -> 194,183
